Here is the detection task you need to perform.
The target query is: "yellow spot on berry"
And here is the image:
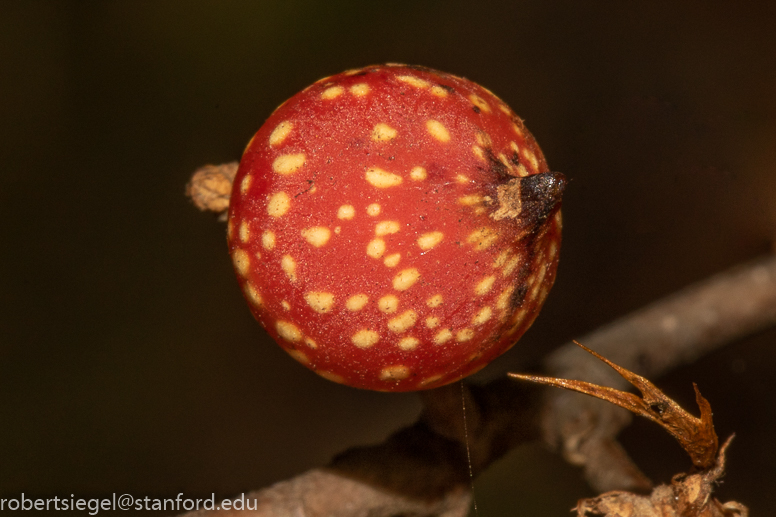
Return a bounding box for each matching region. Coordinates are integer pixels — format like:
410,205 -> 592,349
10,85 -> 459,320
425,316 -> 440,329
267,191 -> 291,217
240,174 -> 253,195
337,204 -> 355,219
393,268 -> 420,291
316,370 -> 345,384
350,83 -> 370,96
430,86 -> 448,97
365,167 -> 403,189
366,203 -> 381,216
426,120 -> 450,143
475,275 -> 496,296
434,329 -> 453,344
383,253 -> 401,267
419,374 -> 443,387
281,300 -> 291,311
305,336 -> 317,349
378,295 -> 399,314
321,85 -> 344,99
528,280 -> 542,303
512,122 -> 525,137
397,75 -> 430,89
366,238 -> 386,258
456,329 -> 474,342
469,93 -> 491,113
498,153 -> 511,170
375,220 -> 400,236
459,195 -> 484,206
503,255 -> 520,276
548,241 -> 559,261
496,285 -> 516,310
272,153 -> 306,175
410,166 -> 427,181
467,227 -> 499,250
281,254 -> 297,281
346,294 -> 369,311
508,308 -> 528,335
276,321 -> 302,342
472,306 -> 493,325
398,336 -> 419,351
232,249 -> 250,277
417,231 -> 444,250
494,250 -> 510,268
472,145 -> 485,161
380,365 -> 411,381
239,221 -> 251,243
287,348 -> 309,365
269,121 -> 293,147
476,132 -> 492,146
522,148 -> 539,172
301,226 -> 331,247
262,230 -> 276,250
426,294 -> 443,308
352,329 -> 379,349
372,123 -> 398,142
388,310 -> 418,333
243,283 -> 262,307
304,292 -> 335,313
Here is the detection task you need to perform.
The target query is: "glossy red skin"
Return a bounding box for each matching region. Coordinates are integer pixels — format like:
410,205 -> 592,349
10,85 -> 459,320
228,64 -> 562,391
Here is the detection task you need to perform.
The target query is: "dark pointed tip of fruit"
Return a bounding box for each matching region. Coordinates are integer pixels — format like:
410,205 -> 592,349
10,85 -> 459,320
521,171 -> 566,205
518,171 -> 567,227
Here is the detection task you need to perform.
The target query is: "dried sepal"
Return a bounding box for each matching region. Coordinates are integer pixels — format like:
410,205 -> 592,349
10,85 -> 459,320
509,340 -> 718,469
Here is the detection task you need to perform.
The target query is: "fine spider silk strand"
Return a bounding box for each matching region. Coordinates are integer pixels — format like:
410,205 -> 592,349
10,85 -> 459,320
461,381 -> 478,516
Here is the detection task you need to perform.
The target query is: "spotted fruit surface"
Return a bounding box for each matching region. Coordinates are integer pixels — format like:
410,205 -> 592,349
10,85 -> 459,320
228,64 -> 565,391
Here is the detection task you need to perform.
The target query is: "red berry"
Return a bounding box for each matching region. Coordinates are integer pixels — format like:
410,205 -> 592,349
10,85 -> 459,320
227,64 -> 565,391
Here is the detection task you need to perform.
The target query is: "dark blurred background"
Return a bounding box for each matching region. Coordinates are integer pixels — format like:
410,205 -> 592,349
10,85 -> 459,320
1,1 -> 775,515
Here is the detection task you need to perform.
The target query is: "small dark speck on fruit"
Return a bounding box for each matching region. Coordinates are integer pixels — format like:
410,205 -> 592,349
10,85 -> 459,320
510,285 -> 528,309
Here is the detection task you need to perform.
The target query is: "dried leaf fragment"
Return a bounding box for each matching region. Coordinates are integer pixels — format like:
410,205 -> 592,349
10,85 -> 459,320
510,343 -> 747,516
186,162 -> 239,216
509,341 -> 718,469
573,437 -> 747,517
